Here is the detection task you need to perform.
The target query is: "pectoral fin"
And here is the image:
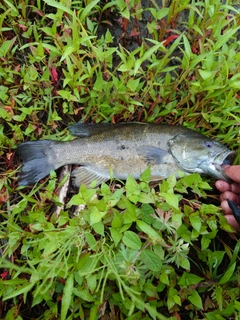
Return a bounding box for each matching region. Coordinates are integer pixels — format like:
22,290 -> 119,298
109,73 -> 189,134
71,166 -> 108,187
139,146 -> 169,165
226,199 -> 240,226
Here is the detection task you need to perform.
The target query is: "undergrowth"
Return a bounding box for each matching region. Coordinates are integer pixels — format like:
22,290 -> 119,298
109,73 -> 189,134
0,0 -> 240,319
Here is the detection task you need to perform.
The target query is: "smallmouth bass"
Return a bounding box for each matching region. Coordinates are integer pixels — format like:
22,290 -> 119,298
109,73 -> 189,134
16,123 -> 236,187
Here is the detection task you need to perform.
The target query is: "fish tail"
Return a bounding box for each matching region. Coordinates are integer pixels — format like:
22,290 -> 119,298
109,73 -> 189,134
16,140 -> 57,186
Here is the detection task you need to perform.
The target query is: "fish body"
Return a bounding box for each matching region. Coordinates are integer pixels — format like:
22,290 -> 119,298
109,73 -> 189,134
16,123 -> 236,187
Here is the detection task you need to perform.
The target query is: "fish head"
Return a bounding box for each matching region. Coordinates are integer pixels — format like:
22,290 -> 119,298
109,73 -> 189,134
168,133 -> 236,181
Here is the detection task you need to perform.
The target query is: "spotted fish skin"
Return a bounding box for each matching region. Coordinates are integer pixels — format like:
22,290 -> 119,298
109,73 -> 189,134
16,123 -> 236,187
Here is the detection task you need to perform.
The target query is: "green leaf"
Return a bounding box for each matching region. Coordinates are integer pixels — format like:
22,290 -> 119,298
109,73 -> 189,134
109,228 -> 122,247
43,0 -> 73,15
77,254 -> 98,275
61,273 -> 74,320
89,207 -> 106,225
42,241 -> 59,256
3,281 -> 35,302
111,212 -> 123,228
214,27 -> 240,50
125,175 -> 141,203
183,34 -> 192,58
215,286 -> 223,311
121,196 -> 137,223
189,214 -> 202,232
160,272 -> 169,285
80,0 -> 100,21
140,167 -> 151,183
122,231 -> 142,250
179,257 -> 190,270
0,106 -> 9,119
0,38 -> 15,57
85,232 -> 97,251
178,272 -> 204,287
72,287 -> 95,302
199,69 -> 213,80
92,221 -> 104,236
160,192 -> 181,210
141,249 -> 162,271
141,203 -> 155,224
188,291 -> 203,309
218,262 -> 236,285
60,46 -> 75,62
136,220 -> 165,245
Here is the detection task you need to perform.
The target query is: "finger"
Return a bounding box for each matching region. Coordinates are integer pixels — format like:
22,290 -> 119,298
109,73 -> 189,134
230,183 -> 240,194
215,180 -> 231,192
224,166 -> 240,183
215,180 -> 240,193
225,215 -> 240,231
220,193 -> 240,204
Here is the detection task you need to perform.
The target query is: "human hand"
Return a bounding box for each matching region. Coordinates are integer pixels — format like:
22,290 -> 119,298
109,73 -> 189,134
215,165 -> 240,231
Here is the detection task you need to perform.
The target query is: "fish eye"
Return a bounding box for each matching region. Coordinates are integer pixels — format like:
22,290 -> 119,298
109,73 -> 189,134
204,141 -> 213,148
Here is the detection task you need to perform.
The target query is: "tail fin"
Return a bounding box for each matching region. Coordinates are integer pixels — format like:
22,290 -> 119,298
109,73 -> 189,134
16,140 -> 56,186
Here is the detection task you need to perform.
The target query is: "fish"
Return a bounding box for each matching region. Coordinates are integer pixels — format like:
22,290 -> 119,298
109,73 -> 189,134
16,123 -> 236,187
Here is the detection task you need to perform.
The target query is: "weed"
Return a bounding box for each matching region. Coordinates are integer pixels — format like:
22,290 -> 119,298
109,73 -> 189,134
0,0 -> 240,319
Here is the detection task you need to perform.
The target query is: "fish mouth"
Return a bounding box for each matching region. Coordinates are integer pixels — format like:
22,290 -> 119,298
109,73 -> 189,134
212,150 -> 236,181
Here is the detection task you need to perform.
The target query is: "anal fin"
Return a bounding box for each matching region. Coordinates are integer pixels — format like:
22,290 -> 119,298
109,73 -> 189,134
71,166 -> 108,187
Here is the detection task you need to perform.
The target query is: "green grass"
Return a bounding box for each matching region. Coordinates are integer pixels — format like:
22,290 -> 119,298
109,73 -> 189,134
0,0 -> 240,319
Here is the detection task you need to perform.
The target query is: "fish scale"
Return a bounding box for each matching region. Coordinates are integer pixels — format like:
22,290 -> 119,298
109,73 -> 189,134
16,123 -> 236,187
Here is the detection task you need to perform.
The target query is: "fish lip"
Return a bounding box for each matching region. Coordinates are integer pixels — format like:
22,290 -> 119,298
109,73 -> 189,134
212,150 -> 236,181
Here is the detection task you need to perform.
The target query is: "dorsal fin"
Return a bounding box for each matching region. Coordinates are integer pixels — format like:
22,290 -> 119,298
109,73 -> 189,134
68,122 -> 145,137
69,123 -> 112,137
